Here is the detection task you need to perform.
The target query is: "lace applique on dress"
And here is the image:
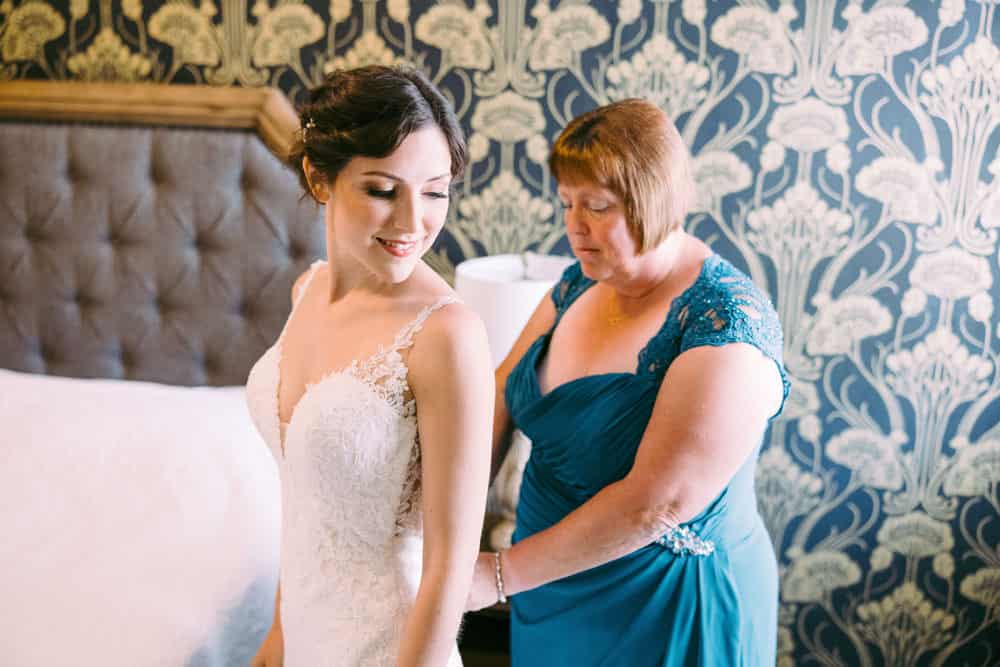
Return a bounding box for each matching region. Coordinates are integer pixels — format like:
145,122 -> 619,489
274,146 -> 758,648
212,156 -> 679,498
342,296 -> 458,535
551,262 -> 593,317
639,255 -> 788,399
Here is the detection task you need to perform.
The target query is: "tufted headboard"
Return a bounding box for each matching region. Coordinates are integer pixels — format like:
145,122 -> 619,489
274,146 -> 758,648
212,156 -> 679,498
0,82 -> 324,386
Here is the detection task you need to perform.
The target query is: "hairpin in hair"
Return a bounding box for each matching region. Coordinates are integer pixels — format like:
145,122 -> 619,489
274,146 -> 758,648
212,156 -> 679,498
303,117 -> 317,142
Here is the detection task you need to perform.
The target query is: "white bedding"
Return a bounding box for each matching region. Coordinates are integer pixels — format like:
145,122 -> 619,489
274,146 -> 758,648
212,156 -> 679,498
0,369 -> 280,667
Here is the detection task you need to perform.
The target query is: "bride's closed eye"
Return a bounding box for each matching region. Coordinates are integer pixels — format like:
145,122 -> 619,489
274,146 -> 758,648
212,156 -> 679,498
365,186 -> 449,200
366,186 -> 395,199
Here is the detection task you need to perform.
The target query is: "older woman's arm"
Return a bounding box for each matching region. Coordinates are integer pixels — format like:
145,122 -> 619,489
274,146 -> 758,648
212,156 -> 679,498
495,342 -> 783,598
488,290 -> 556,483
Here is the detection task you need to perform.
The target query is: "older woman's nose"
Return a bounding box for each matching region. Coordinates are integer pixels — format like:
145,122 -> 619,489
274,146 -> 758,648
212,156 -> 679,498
564,206 -> 588,237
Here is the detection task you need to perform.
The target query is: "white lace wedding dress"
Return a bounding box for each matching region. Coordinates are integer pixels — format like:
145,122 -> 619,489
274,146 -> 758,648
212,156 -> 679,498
245,261 -> 463,667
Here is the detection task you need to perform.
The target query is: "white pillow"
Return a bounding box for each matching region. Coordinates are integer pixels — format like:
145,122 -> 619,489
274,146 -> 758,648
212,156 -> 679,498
0,369 -> 280,667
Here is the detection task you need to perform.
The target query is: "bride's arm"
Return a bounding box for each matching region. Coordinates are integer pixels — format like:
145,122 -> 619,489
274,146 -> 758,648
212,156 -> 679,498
401,303 -> 494,667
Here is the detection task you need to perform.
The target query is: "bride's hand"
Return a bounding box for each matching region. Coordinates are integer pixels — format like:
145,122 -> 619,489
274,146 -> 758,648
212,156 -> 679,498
465,551 -> 500,612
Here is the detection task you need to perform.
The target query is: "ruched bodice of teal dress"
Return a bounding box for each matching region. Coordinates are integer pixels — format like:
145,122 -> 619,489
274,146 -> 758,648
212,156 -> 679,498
505,254 -> 790,666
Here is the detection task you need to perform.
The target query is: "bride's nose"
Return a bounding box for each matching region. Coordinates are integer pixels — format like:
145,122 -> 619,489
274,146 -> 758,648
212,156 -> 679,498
392,192 -> 423,233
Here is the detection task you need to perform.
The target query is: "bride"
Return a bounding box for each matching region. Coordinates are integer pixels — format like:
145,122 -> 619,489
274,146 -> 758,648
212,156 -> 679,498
246,65 -> 494,666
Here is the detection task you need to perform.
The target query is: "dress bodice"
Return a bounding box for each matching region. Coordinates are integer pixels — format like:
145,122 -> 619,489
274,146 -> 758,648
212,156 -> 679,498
507,254 -> 788,534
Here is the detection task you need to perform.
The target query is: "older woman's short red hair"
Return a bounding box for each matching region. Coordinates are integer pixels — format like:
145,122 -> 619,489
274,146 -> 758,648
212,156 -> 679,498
548,99 -> 695,253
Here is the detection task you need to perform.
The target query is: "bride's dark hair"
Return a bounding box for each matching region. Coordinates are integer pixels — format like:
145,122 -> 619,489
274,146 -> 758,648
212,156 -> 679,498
287,65 -> 468,201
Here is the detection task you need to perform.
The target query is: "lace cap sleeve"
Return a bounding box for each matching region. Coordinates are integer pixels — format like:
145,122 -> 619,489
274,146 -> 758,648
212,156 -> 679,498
678,260 -> 790,411
550,262 -> 592,316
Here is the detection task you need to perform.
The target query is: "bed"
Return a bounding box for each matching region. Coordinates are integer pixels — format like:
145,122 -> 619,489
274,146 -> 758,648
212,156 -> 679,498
0,81 -> 325,666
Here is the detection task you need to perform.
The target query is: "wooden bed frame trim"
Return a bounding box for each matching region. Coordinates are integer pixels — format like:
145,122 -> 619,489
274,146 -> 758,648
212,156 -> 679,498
0,81 -> 299,159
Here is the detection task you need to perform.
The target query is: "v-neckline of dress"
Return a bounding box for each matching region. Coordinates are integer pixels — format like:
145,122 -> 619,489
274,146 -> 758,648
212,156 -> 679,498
531,254 -> 718,401
270,261 -> 456,459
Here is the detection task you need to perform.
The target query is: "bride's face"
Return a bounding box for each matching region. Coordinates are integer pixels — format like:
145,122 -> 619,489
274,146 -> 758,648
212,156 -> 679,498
322,127 -> 453,285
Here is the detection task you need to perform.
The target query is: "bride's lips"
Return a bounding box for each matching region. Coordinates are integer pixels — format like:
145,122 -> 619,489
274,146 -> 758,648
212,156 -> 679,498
376,237 -> 421,258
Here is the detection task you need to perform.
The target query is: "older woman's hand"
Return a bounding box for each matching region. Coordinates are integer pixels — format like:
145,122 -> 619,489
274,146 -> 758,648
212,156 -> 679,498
465,551 -> 500,612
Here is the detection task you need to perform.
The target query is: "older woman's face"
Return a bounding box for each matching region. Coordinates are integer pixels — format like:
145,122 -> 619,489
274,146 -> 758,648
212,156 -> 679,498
557,180 -> 640,281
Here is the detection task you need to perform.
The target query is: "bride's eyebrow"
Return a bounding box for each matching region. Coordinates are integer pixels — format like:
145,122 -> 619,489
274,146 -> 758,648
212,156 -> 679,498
361,170 -> 451,183
361,170 -> 402,180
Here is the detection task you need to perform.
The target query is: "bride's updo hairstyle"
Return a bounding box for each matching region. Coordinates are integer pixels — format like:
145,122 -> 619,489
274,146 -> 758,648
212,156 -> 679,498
287,65 -> 468,201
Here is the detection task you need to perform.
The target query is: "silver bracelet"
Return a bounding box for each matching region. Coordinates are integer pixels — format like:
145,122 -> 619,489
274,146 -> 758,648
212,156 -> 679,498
493,551 -> 507,604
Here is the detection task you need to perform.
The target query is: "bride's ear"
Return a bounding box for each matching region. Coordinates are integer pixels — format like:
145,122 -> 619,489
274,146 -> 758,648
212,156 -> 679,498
303,156 -> 330,203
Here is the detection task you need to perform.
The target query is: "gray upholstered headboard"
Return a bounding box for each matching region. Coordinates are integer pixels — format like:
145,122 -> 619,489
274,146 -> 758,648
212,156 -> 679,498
0,82 -> 324,386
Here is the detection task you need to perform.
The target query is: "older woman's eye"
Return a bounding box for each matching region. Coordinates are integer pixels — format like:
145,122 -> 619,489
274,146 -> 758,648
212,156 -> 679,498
588,202 -> 610,213
424,191 -> 450,200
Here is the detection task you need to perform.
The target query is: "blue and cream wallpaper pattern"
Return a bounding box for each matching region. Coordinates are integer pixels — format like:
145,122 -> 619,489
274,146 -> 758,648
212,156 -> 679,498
3,0 -> 1000,664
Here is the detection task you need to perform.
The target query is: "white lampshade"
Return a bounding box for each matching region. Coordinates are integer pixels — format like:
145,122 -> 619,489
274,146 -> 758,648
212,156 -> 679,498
454,253 -> 573,367
454,252 -> 574,550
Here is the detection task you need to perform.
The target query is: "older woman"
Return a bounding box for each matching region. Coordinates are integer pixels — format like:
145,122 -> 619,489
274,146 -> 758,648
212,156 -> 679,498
466,98 -> 789,666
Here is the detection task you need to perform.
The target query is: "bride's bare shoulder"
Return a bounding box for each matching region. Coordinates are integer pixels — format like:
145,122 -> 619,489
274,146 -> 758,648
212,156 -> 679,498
407,299 -> 490,379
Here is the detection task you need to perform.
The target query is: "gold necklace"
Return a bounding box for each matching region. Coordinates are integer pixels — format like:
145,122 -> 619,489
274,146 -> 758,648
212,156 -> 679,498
602,294 -> 631,327
601,270 -> 675,327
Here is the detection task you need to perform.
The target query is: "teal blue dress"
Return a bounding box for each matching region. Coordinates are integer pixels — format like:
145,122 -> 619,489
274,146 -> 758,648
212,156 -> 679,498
506,254 -> 789,666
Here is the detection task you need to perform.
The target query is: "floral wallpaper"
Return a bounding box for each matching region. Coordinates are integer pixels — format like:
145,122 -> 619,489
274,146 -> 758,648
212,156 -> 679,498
3,0 -> 1000,664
